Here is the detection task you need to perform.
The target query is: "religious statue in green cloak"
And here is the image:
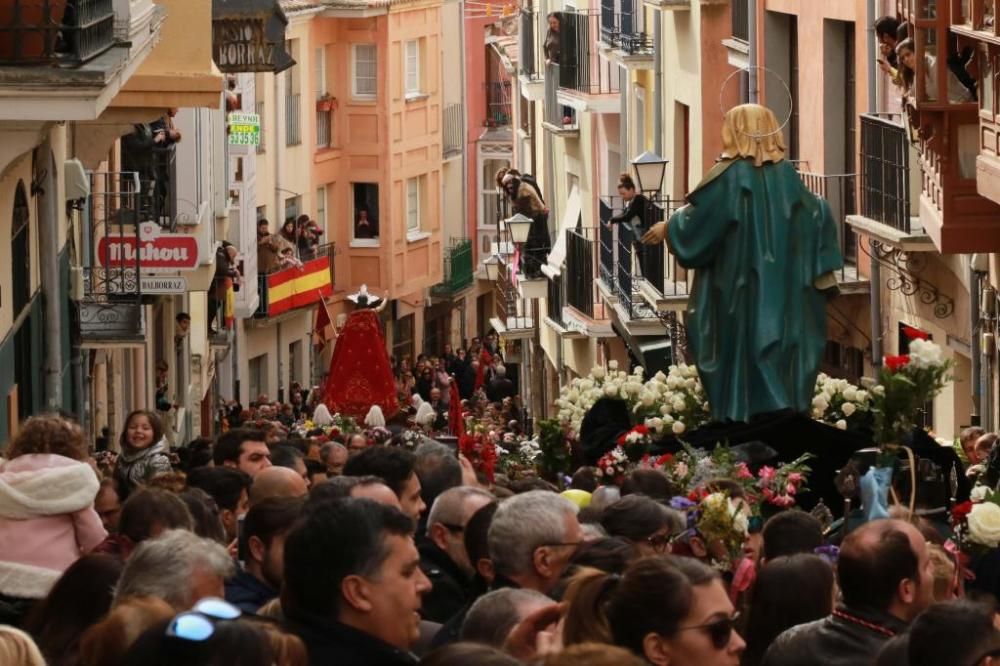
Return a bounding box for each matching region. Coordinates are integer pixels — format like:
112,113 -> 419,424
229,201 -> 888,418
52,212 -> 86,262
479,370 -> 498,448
641,104 -> 843,423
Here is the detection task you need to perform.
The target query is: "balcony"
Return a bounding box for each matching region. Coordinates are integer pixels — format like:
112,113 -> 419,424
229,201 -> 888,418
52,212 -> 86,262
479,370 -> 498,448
485,80 -> 512,128
0,0 -> 163,121
543,63 -> 579,135
120,125 -> 178,230
254,243 -> 334,319
77,171 -> 148,344
797,172 -> 869,293
0,0 -> 115,66
431,238 -> 474,298
491,258 -> 535,338
316,104 -> 332,149
443,103 -> 462,157
846,114 -> 933,251
519,8 -> 541,80
561,227 -> 615,337
722,0 -> 750,68
599,0 -> 653,66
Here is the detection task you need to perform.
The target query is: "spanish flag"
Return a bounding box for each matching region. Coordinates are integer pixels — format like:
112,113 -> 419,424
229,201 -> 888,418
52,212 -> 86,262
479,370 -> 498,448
266,258 -> 333,316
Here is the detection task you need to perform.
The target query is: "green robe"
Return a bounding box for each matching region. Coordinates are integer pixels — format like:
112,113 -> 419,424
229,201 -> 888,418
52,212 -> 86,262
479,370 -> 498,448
667,158 -> 843,423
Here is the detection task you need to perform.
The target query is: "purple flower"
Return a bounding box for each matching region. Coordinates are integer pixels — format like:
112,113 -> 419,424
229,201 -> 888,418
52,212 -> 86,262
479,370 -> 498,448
669,496 -> 697,511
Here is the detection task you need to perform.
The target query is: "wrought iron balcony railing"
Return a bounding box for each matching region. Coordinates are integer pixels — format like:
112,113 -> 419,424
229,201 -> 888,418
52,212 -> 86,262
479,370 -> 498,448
565,227 -> 610,320
519,8 -> 541,80
495,259 -> 534,331
78,171 -> 147,342
599,0 -> 652,56
0,0 -> 115,66
431,238 -> 474,297
550,10 -> 621,95
286,93 -> 301,146
485,81 -> 512,127
547,271 -> 564,325
120,125 -> 178,230
254,242 -> 335,318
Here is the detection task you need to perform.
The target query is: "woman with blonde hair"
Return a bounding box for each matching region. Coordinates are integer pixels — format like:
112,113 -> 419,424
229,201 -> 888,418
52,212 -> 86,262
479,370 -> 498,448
78,596 -> 175,666
0,625 -> 45,666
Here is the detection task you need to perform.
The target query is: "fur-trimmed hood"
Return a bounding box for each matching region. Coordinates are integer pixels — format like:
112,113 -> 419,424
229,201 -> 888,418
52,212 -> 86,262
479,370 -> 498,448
0,454 -> 100,519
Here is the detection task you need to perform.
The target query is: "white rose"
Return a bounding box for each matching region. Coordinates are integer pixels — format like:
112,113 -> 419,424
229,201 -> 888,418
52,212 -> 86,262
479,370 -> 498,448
872,385 -> 886,396
972,485 -> 990,502
604,385 -> 618,397
654,371 -> 667,382
591,366 -> 606,380
609,360 -> 619,370
663,414 -> 675,425
841,402 -> 857,417
640,391 -> 655,407
660,404 -> 672,416
672,420 -> 686,435
633,366 -> 645,377
835,419 -> 847,430
672,398 -> 686,413
968,502 -> 1000,547
812,395 -> 829,410
855,390 -> 869,403
843,388 -> 858,402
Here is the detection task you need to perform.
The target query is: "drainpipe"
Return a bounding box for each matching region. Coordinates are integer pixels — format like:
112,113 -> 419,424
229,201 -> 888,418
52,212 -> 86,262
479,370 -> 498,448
653,9 -> 662,153
866,0 -> 881,370
971,265 -> 982,426
37,137 -> 62,409
867,0 -> 877,113
748,0 -> 758,102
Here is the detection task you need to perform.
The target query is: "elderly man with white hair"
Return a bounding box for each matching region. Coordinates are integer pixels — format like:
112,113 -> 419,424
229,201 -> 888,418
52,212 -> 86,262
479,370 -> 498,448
115,529 -> 235,611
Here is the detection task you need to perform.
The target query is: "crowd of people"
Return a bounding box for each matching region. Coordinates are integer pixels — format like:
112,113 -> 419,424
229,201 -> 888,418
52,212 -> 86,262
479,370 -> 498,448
4,382 -> 1000,666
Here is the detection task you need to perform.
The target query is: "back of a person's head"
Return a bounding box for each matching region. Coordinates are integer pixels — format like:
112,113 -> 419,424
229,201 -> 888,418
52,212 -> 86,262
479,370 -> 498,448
599,495 -> 680,542
178,487 -> 227,543
118,487 -> 194,545
874,634 -> 910,666
23,554 -> 124,664
79,596 -> 175,666
464,501 -> 499,569
244,496 -> 304,545
186,466 -> 251,512
121,617 -> 275,666
742,554 -> 835,666
420,642 -> 521,666
427,485 -> 495,534
761,509 -> 823,560
838,519 -> 918,613
620,469 -> 675,500
907,600 -> 1000,666
116,529 -> 234,610
414,441 -> 462,508
874,15 -> 901,39
270,445 -> 304,470
178,438 -> 214,472
282,497 -> 413,619
460,588 -> 552,647
488,490 -> 576,578
567,537 -> 637,575
543,642 -> 646,666
5,413 -> 87,460
0,625 -> 45,666
342,446 -> 416,496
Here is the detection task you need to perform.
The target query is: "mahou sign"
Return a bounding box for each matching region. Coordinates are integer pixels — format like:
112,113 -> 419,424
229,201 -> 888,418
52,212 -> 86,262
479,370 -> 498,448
97,235 -> 199,272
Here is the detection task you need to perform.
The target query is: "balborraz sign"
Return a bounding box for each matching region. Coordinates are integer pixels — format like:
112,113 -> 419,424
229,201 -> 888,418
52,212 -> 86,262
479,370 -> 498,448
212,0 -> 294,73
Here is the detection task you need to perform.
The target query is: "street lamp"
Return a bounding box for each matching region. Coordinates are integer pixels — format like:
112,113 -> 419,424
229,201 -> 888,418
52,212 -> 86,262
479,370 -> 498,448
505,213 -> 533,245
484,253 -> 503,282
631,151 -> 668,194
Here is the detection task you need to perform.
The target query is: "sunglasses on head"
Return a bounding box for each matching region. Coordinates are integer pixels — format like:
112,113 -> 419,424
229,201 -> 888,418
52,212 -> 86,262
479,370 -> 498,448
676,613 -> 739,650
166,598 -> 242,643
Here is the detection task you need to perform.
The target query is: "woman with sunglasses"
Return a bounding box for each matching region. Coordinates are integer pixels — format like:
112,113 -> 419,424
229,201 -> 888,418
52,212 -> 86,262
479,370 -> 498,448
599,495 -> 685,557
561,556 -> 744,665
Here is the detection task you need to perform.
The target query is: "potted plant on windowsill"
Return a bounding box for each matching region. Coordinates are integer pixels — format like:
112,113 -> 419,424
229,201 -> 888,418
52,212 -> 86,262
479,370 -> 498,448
316,95 -> 336,112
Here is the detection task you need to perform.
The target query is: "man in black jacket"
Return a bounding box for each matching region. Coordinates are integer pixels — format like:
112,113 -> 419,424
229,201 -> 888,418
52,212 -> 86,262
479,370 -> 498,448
283,498 -> 431,666
762,518 -> 934,666
486,365 -> 516,404
419,486 -> 495,623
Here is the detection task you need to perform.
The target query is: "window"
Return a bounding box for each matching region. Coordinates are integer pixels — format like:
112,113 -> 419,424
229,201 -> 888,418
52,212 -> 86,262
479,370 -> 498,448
285,40 -> 302,146
256,205 -> 267,222
316,185 -> 327,237
406,177 -> 421,234
352,183 -> 380,243
393,314 -> 415,363
405,40 -> 421,97
353,44 -> 377,99
316,46 -> 332,148
289,340 -> 302,388
285,196 -> 300,221
249,354 -> 268,402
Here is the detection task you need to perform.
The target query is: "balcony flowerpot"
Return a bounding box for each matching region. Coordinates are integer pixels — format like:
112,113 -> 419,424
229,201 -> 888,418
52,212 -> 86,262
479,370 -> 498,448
0,0 -> 68,62
316,98 -> 334,112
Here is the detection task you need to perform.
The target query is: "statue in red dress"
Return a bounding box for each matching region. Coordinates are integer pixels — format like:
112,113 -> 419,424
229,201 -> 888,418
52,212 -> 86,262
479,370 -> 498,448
322,285 -> 399,420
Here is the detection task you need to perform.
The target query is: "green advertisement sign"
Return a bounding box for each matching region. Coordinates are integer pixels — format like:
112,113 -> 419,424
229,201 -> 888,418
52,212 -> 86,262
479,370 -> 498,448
228,112 -> 260,146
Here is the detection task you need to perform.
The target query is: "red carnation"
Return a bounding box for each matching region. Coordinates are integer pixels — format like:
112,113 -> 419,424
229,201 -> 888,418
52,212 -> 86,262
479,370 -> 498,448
952,500 -> 973,524
884,355 -> 910,372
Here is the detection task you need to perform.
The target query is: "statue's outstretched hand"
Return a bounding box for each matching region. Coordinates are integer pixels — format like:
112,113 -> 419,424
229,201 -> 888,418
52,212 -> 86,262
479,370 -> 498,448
640,221 -> 667,245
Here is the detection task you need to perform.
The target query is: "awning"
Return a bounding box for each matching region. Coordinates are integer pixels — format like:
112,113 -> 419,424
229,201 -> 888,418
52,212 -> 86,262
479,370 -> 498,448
546,185 -> 581,274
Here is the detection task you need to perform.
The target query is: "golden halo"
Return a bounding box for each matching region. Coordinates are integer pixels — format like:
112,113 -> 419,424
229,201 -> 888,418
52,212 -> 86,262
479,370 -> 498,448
719,66 -> 794,138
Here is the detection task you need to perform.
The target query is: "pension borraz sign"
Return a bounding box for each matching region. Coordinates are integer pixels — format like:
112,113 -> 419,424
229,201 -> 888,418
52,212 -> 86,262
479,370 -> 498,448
97,222 -> 200,272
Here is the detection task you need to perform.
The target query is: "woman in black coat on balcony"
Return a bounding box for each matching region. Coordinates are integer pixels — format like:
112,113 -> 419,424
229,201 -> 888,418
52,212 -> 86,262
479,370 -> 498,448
606,173 -> 662,287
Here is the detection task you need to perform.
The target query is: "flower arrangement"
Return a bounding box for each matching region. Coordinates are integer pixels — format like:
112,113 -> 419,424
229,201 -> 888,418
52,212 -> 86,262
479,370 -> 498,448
811,373 -> 872,431
595,446 -> 630,485
555,362 -> 711,438
496,437 -> 543,480
458,432 -> 498,484
871,338 -> 952,447
671,492 -> 750,570
535,418 -> 573,481
616,424 -> 653,461
953,485 -> 1000,552
295,413 -> 360,438
752,454 -> 813,509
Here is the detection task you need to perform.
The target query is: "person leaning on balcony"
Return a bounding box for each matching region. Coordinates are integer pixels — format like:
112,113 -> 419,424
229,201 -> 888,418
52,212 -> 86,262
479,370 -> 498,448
896,38 -> 974,103
502,172 -> 550,278
257,219 -> 292,275
874,16 -> 904,88
607,173 -> 652,231
544,12 -> 561,65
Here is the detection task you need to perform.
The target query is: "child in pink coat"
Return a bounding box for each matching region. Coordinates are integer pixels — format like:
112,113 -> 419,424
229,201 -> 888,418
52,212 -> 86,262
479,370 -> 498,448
0,415 -> 107,602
